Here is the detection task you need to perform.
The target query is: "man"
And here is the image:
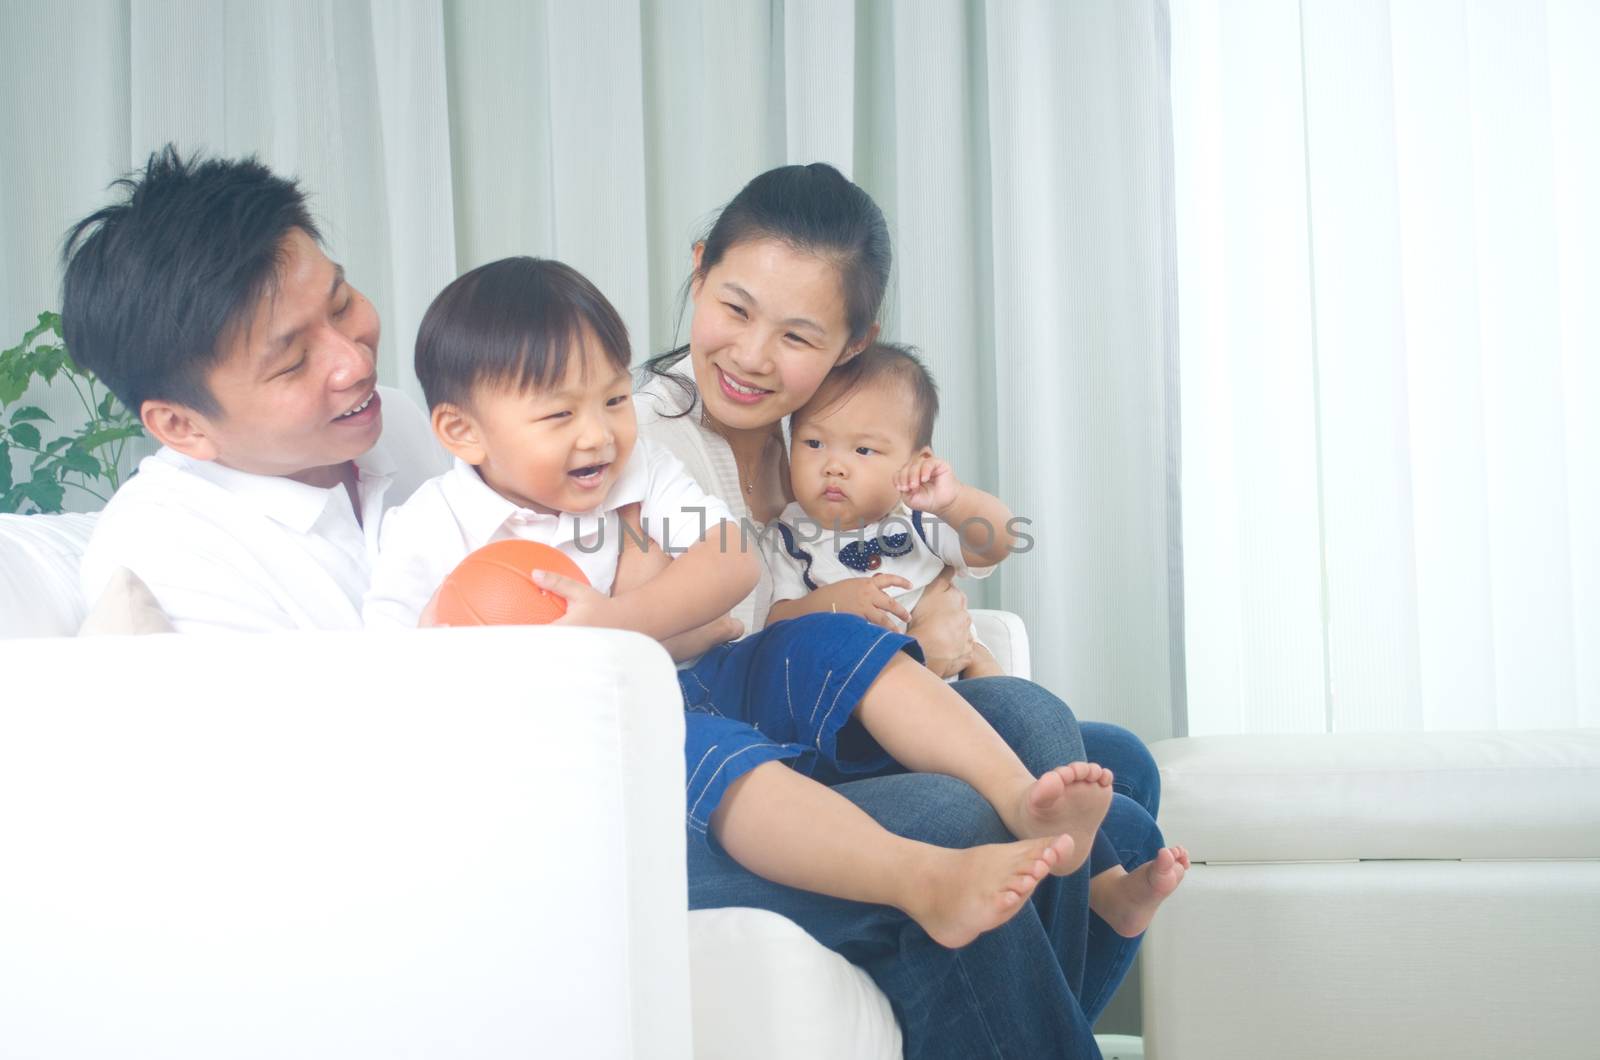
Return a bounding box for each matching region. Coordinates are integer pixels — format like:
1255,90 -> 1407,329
64,146 -> 446,631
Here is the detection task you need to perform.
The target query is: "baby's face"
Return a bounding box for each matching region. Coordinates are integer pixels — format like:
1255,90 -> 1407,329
464,337 -> 637,515
789,379 -> 924,531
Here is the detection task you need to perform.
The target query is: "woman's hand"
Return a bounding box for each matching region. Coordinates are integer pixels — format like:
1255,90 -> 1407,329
805,574 -> 914,630
906,566 -> 974,678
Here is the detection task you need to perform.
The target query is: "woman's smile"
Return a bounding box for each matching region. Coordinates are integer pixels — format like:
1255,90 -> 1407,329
715,365 -> 774,404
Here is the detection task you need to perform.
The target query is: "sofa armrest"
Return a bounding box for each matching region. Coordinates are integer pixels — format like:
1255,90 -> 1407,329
0,627 -> 691,1058
971,609 -> 1031,680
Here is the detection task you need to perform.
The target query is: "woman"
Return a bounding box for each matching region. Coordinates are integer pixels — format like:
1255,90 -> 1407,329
637,163 -> 1163,1058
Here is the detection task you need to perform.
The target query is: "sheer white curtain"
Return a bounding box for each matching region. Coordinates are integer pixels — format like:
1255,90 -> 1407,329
1173,0 -> 1599,735
1,0 -> 1183,740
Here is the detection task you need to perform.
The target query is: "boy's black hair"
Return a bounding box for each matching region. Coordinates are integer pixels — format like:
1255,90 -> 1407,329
414,257 -> 631,412
60,144 -> 321,417
796,341 -> 940,449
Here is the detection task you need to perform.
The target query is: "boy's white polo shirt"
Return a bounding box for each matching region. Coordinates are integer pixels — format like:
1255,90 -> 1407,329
364,438 -> 734,629
79,386 -> 448,633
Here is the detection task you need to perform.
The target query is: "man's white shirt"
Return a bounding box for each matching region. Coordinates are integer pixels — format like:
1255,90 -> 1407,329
79,387 -> 448,633
363,438 -> 734,630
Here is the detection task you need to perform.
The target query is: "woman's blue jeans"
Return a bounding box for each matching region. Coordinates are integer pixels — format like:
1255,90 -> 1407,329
685,676 -> 1164,1060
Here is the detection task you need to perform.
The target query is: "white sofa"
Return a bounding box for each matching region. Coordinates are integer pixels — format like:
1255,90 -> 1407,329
0,511 -> 1034,1059
1141,729 -> 1600,1059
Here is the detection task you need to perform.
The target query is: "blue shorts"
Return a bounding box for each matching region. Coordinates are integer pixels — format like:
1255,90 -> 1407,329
678,612 -> 919,840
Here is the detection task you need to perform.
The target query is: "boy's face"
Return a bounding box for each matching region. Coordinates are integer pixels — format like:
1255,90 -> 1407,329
789,378 -> 926,531
196,228 -> 383,484
444,336 -> 637,515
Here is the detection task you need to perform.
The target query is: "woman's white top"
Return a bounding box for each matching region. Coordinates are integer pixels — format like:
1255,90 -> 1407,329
635,368 -> 777,634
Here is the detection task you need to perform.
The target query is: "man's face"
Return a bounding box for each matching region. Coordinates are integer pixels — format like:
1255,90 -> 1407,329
198,228 -> 383,484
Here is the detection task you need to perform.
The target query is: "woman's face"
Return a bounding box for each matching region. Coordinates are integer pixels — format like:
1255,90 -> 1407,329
687,238 -> 869,433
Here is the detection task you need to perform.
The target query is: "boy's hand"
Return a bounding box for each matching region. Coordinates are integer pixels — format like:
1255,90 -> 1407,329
895,454 -> 961,513
533,570 -> 626,630
810,574 -> 914,630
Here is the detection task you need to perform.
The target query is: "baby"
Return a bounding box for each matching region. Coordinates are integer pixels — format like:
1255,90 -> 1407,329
366,257 -> 1130,950
768,341 -> 1190,937
767,342 -> 1008,678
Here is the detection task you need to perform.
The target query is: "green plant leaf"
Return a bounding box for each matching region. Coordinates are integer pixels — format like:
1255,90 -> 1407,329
10,405 -> 51,424
97,390 -> 117,419
0,367 -> 27,405
34,345 -> 67,384
29,435 -> 73,469
21,313 -> 59,347
0,442 -> 11,493
10,423 -> 41,450
62,448 -> 102,477
77,424 -> 145,450
22,474 -> 65,513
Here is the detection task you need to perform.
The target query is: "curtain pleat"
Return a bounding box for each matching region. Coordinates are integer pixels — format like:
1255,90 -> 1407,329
1173,0 -> 1599,734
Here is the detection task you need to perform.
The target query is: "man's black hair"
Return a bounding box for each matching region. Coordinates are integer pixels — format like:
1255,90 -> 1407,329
60,144 -> 320,416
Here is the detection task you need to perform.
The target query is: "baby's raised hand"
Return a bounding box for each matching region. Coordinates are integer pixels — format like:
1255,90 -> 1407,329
895,454 -> 961,512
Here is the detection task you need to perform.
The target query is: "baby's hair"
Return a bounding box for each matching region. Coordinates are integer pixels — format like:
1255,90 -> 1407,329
415,256 -> 630,412
797,341 -> 940,449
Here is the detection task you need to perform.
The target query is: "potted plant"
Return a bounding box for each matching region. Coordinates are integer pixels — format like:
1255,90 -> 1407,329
0,311 -> 145,514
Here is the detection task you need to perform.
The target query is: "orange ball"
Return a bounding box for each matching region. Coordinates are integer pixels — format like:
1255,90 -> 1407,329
419,539 -> 590,627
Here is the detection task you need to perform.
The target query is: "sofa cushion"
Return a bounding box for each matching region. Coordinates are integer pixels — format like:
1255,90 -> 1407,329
688,907 -> 899,1060
0,512 -> 97,639
1152,730 -> 1600,862
78,568 -> 174,636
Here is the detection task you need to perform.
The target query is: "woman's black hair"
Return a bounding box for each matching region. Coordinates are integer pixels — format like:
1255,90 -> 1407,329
415,257 -> 631,413
642,162 -> 891,413
60,145 -> 320,416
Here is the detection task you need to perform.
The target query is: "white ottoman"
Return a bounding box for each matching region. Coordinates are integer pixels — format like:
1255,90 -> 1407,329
1141,730 -> 1600,1060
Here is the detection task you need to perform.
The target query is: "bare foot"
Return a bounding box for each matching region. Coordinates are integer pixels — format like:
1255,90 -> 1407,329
906,834 -> 1075,949
1089,845 -> 1190,938
1008,762 -> 1114,875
